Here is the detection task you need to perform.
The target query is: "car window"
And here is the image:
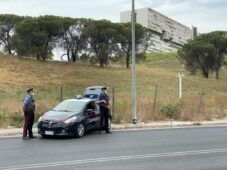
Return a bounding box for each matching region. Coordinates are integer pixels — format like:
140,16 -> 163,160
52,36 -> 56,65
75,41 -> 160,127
84,88 -> 102,95
84,94 -> 98,99
53,100 -> 86,112
86,102 -> 95,110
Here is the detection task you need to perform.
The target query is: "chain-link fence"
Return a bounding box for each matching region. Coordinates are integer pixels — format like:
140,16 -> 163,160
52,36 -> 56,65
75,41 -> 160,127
0,84 -> 226,128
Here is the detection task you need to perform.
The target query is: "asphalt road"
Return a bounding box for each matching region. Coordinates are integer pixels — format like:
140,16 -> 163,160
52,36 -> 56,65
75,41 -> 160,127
0,126 -> 227,170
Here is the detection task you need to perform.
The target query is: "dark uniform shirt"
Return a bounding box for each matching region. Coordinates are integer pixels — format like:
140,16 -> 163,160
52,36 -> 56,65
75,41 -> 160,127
98,93 -> 109,108
23,95 -> 36,113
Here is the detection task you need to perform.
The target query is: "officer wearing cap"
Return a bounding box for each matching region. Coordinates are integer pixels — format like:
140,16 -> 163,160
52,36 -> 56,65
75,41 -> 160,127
22,88 -> 36,140
97,86 -> 111,134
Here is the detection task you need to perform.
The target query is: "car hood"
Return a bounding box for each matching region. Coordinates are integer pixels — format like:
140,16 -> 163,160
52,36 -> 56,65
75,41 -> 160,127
42,110 -> 79,121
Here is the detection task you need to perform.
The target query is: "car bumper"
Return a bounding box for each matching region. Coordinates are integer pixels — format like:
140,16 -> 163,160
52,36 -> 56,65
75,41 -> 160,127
38,121 -> 78,136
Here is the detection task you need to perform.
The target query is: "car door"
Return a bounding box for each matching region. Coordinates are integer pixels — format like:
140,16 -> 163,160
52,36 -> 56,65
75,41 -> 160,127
85,102 -> 97,130
93,102 -> 101,128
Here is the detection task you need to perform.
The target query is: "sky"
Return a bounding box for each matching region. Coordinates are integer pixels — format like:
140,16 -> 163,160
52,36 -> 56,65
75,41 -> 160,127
0,0 -> 227,33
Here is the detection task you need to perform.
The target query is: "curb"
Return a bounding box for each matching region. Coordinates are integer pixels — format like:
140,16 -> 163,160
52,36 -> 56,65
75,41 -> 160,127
0,120 -> 227,137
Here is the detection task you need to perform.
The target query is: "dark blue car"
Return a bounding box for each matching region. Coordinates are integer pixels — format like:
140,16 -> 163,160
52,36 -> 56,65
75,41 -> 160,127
38,98 -> 111,138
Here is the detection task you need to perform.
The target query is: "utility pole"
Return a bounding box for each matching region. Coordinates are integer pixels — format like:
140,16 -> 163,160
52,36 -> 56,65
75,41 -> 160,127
177,73 -> 184,98
132,0 -> 137,124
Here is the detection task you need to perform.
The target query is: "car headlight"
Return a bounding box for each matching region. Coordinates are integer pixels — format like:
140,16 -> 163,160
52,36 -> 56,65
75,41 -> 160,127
38,116 -> 43,122
64,116 -> 77,124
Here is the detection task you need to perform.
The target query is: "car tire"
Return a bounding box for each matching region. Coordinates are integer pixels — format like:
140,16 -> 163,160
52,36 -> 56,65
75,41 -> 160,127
75,123 -> 85,138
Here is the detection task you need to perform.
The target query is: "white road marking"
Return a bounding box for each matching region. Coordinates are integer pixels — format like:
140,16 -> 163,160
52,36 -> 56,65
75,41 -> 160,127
113,124 -> 227,132
2,148 -> 227,170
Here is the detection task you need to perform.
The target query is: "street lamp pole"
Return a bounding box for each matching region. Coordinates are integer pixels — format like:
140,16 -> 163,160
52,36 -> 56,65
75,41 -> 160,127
132,0 -> 137,124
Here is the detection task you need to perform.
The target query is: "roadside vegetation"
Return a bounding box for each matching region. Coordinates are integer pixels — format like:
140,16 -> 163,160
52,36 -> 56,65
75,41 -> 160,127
0,52 -> 226,128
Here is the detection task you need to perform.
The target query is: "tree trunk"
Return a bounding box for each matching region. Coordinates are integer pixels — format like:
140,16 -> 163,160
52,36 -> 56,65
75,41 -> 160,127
36,51 -> 40,60
6,33 -> 11,55
126,52 -> 131,69
215,70 -> 219,79
43,43 -> 48,61
202,69 -> 209,78
99,60 -> 104,67
72,52 -> 76,62
67,50 -> 70,61
42,54 -> 46,61
72,56 -> 76,62
8,48 -> 12,55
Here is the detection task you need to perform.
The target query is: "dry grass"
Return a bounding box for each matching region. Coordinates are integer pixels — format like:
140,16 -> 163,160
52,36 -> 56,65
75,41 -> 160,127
0,53 -> 226,127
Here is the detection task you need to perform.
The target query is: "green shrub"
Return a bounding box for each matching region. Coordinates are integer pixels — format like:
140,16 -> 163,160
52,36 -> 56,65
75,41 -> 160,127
136,51 -> 147,63
112,114 -> 123,124
89,56 -> 98,65
0,112 -> 7,128
80,53 -> 89,62
160,102 -> 182,120
0,112 -> 6,120
35,113 -> 43,122
7,112 -> 42,128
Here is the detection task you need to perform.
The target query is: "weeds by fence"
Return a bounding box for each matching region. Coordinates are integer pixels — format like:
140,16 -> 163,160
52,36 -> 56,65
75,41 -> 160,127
0,84 -> 226,128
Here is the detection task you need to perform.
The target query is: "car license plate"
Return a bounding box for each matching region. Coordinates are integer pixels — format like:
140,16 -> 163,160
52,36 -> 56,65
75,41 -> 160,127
45,131 -> 54,135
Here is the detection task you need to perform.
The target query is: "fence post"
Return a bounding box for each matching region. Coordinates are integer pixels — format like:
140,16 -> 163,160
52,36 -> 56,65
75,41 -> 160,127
176,73 -> 184,98
112,87 -> 115,120
152,85 -> 158,114
197,85 -> 204,115
60,86 -> 63,102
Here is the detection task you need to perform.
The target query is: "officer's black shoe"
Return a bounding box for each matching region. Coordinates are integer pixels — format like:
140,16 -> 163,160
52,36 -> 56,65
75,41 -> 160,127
23,137 -> 30,140
106,131 -> 112,134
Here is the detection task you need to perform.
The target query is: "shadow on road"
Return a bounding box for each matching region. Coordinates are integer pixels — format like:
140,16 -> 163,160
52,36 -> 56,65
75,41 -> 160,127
39,130 -> 105,140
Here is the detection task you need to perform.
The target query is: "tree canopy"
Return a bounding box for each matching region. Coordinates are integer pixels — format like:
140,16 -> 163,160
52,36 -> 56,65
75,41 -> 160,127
12,15 -> 63,60
0,14 -> 21,54
115,23 -> 146,68
0,14 -> 149,67
178,31 -> 227,79
85,20 -> 117,67
59,18 -> 90,62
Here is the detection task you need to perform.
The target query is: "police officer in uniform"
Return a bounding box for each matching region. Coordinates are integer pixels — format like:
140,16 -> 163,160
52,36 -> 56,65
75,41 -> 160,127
97,87 -> 111,134
22,88 -> 36,140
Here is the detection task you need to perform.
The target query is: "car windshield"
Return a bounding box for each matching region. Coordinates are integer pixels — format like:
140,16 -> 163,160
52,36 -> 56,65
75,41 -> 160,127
84,94 -> 98,99
53,100 -> 86,112
84,88 -> 102,96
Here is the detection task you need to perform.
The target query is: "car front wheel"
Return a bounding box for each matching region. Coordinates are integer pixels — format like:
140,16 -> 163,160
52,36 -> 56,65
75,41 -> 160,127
75,123 -> 85,138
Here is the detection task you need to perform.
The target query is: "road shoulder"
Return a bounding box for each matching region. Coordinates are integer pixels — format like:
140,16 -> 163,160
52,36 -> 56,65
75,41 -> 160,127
0,119 -> 227,137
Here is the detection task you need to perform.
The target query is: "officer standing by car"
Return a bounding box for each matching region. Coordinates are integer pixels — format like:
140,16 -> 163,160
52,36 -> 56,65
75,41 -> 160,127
22,88 -> 36,140
97,87 -> 111,134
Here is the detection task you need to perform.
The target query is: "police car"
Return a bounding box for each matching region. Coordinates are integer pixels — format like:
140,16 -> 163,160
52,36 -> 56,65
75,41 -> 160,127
38,96 -> 111,138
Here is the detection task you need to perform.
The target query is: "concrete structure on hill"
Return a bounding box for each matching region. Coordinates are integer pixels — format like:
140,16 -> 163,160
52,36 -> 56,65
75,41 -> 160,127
120,7 -> 195,52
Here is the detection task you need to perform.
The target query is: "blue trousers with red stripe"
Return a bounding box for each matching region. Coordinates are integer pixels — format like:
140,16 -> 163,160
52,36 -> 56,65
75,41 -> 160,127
23,112 -> 34,137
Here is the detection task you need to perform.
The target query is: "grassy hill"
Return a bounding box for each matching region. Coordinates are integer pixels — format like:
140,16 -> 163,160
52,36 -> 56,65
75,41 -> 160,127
0,52 -> 226,128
